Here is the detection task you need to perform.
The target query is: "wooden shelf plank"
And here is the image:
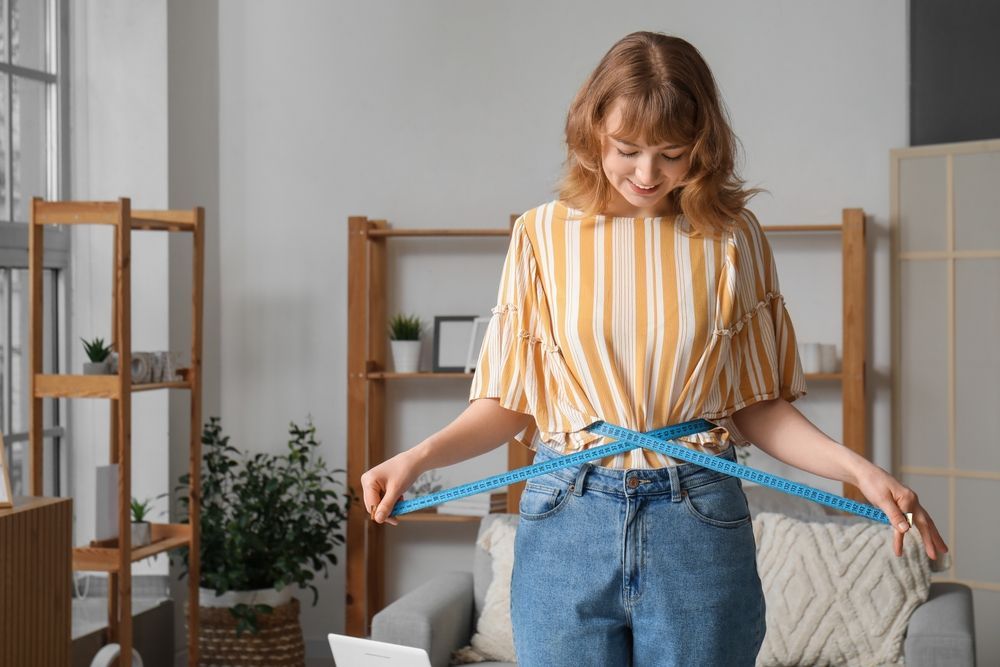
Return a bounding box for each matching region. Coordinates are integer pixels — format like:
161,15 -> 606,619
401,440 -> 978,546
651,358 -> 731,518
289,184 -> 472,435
763,224 -> 842,232
35,374 -> 119,398
368,224 -> 842,238
73,523 -> 192,572
34,201 -> 121,225
396,512 -> 504,523
367,371 -> 472,380
131,210 -> 197,232
805,372 -> 843,381
131,380 -> 192,392
34,372 -> 193,398
367,228 -> 510,238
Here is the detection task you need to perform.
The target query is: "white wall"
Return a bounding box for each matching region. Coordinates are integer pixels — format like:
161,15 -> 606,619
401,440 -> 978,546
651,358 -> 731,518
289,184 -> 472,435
214,0 -> 907,656
69,0 -> 172,578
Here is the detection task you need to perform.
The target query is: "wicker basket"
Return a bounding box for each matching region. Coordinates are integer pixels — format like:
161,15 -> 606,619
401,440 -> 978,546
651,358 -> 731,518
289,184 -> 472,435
188,596 -> 306,666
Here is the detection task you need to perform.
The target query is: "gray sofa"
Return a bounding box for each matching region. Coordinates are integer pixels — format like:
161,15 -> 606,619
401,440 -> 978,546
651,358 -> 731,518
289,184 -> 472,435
372,488 -> 976,667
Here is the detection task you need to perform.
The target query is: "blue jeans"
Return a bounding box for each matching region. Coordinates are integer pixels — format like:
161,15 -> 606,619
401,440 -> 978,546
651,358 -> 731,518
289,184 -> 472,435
510,441 -> 766,667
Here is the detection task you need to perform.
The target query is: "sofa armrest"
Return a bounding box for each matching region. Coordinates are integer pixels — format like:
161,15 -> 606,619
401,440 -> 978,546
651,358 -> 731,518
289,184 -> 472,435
371,571 -> 474,667
904,582 -> 976,667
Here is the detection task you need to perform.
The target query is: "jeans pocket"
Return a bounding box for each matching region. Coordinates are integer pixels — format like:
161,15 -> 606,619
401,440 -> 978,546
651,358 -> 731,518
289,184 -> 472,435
681,475 -> 752,528
518,477 -> 575,521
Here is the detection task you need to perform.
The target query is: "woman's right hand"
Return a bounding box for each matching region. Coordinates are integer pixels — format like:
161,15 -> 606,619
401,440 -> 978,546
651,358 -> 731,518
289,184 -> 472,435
360,449 -> 425,526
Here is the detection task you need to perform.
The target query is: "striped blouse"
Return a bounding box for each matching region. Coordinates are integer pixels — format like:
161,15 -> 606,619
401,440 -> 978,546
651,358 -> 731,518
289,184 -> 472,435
468,199 -> 807,469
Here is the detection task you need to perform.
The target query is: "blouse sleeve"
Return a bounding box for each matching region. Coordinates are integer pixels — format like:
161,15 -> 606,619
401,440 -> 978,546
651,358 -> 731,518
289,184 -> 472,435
468,217 -> 563,445
703,210 -> 808,445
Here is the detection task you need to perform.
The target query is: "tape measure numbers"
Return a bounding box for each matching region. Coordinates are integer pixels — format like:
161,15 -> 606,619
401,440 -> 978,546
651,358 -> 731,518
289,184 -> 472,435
389,418 -> 905,527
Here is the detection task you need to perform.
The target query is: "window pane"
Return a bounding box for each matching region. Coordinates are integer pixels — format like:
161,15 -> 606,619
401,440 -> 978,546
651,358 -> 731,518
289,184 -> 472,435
6,440 -> 25,495
11,0 -> 49,72
0,0 -> 7,63
11,268 -> 57,432
4,437 -> 58,496
12,76 -> 47,223
0,73 -> 7,221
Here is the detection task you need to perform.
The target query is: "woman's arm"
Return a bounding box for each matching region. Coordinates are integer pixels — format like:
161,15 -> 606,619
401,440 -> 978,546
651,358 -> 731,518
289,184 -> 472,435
731,397 -> 949,561
730,397 -> 869,485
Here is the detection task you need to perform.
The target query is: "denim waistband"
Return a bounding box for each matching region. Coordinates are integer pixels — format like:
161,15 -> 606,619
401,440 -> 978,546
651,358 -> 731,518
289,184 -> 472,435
532,440 -> 738,497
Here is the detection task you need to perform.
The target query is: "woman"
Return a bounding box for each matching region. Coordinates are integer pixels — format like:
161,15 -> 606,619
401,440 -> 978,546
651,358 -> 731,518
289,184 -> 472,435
360,31 -> 948,666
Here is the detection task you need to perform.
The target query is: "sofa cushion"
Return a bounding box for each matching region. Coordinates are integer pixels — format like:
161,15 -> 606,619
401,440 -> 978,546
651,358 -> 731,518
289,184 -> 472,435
744,482 -> 831,518
753,511 -> 932,666
452,517 -> 519,665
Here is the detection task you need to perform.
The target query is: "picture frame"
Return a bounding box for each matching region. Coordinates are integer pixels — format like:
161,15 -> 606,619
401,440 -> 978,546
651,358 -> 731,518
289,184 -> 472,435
464,316 -> 492,373
0,433 -> 12,509
433,315 -> 477,372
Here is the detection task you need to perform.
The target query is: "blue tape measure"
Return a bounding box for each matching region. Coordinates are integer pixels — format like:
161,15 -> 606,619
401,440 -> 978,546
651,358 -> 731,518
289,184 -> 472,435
389,418 -> 897,526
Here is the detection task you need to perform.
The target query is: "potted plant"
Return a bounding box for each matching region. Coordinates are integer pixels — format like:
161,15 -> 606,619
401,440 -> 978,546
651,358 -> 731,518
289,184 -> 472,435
175,417 -> 357,663
388,313 -> 422,373
130,494 -> 166,547
81,337 -> 112,374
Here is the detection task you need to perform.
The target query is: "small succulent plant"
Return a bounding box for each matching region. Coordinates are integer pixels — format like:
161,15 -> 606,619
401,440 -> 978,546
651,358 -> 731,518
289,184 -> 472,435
130,493 -> 166,523
388,313 -> 422,341
81,336 -> 112,363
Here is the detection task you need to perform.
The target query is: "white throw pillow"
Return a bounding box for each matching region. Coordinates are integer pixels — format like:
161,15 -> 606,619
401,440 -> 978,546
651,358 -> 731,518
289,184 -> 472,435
450,518 -> 518,665
753,511 -> 932,666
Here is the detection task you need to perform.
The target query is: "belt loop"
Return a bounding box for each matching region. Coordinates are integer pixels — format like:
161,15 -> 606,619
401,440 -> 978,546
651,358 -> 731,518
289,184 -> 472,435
668,464 -> 683,503
573,463 -> 589,496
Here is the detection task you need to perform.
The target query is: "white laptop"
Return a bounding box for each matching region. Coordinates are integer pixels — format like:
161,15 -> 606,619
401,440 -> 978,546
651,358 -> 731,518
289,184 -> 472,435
328,633 -> 432,667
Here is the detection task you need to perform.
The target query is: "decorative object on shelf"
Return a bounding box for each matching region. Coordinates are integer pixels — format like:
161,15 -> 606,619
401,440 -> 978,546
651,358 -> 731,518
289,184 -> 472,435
433,315 -> 477,372
81,336 -> 112,375
798,342 -> 822,373
0,433 -> 11,509
404,469 -> 446,507
464,316 -> 491,373
175,416 -> 356,655
96,464 -> 119,541
387,313 -> 423,373
735,444 -> 752,466
109,350 -> 185,383
819,343 -> 839,373
798,342 -> 840,374
130,494 -> 167,548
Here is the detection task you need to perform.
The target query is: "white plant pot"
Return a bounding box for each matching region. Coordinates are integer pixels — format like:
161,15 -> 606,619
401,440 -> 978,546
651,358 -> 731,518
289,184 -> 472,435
198,584 -> 295,608
390,339 -> 421,373
131,522 -> 152,547
83,361 -> 110,375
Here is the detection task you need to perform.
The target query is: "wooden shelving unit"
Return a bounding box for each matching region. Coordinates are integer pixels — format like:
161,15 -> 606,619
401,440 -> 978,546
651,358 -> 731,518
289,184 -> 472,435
345,207 -> 867,638
29,197 -> 205,666
764,209 -> 869,504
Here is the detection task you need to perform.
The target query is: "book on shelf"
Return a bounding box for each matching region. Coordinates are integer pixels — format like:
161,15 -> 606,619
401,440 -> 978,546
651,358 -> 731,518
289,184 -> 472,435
436,492 -> 507,516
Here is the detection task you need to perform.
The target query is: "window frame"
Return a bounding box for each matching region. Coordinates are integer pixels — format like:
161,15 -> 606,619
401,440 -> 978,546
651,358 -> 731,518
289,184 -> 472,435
0,0 -> 70,495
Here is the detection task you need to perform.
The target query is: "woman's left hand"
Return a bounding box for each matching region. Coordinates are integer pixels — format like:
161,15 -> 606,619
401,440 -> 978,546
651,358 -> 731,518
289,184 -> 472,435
854,464 -> 950,561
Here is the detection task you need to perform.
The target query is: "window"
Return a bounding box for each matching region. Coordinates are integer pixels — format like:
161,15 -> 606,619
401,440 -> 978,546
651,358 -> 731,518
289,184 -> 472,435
0,0 -> 69,496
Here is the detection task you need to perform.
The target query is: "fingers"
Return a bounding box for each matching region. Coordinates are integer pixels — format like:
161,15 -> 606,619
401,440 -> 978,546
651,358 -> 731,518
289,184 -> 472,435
360,473 -> 400,527
373,493 -> 400,525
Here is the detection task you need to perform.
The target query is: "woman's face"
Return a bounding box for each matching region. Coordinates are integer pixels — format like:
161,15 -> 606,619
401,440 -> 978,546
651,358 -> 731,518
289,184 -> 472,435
599,99 -> 691,218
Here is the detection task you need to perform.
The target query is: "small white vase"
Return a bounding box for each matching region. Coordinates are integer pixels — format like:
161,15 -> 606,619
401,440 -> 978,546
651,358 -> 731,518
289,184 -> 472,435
131,522 -> 152,547
390,339 -> 421,373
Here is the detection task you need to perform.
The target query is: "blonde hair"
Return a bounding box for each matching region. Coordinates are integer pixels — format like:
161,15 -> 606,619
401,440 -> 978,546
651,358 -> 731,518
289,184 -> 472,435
556,31 -> 767,236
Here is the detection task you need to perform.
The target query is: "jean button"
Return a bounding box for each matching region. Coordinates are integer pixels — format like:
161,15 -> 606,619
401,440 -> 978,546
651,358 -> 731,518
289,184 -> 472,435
627,477 -> 640,488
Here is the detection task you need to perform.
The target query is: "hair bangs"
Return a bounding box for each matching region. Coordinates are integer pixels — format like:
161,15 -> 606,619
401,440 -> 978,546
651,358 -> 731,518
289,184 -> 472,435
611,91 -> 696,150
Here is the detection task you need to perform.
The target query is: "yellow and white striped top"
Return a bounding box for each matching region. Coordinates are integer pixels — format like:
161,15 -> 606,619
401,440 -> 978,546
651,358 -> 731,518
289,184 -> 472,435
469,199 -> 807,469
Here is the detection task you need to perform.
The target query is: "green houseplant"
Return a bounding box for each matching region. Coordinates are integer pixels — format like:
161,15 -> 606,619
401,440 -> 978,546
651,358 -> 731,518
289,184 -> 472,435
81,336 -> 112,374
387,312 -> 422,373
130,493 -> 167,548
175,417 -> 356,643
